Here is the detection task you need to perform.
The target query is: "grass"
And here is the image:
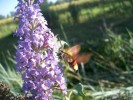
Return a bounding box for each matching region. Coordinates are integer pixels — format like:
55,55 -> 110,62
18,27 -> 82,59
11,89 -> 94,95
0,17 -> 14,25
0,17 -> 17,39
0,23 -> 17,39
0,17 -> 17,62
45,0 -> 133,45
0,0 -> 133,99
0,0 -> 132,41
49,0 -> 95,11
0,53 -> 22,96
48,0 -> 132,25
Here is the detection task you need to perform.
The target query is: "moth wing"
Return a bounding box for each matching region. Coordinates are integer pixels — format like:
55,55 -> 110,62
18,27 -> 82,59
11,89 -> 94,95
76,53 -> 92,64
68,45 -> 81,57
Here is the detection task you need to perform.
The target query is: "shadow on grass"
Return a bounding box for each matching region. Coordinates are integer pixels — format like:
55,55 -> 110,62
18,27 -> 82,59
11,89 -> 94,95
0,33 -> 18,65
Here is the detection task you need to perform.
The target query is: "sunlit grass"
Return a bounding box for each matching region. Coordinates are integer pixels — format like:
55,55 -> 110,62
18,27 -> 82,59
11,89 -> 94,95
0,17 -> 17,39
50,0 -> 131,25
0,23 -> 17,39
0,17 -> 13,25
49,0 -> 97,11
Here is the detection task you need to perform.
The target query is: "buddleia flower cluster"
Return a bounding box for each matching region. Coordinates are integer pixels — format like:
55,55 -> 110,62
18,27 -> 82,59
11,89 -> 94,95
14,0 -> 67,99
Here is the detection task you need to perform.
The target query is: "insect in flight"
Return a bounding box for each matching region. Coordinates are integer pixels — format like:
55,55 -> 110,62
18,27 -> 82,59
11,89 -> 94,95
58,45 -> 92,73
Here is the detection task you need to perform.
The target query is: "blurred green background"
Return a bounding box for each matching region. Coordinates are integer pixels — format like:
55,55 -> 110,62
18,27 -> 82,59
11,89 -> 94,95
1,0 -> 133,99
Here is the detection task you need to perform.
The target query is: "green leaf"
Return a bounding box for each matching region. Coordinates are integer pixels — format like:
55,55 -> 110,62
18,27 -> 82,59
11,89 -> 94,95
73,83 -> 85,97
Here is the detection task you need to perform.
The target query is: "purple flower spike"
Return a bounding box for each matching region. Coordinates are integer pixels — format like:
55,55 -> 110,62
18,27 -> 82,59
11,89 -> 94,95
14,0 -> 67,99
